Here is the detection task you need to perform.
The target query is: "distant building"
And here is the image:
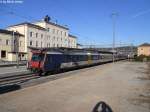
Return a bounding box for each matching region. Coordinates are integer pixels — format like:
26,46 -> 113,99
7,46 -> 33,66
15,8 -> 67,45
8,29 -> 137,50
138,43 -> 150,56
0,29 -> 26,61
68,34 -> 77,48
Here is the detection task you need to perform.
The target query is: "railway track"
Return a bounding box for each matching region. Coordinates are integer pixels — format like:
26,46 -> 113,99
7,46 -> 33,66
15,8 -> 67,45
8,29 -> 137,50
0,73 -> 40,86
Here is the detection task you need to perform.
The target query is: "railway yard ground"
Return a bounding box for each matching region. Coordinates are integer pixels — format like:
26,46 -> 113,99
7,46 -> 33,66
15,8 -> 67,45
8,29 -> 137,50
0,61 -> 150,112
0,66 -> 28,78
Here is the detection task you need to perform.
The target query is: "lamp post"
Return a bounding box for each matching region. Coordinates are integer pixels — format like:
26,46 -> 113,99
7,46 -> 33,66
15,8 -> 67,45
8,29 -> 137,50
111,12 -> 118,63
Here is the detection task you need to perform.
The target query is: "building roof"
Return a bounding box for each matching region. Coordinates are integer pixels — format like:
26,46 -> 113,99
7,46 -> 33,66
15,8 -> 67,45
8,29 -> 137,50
69,34 -> 77,38
38,20 -> 69,30
0,29 -> 24,36
8,22 -> 46,31
139,43 -> 150,47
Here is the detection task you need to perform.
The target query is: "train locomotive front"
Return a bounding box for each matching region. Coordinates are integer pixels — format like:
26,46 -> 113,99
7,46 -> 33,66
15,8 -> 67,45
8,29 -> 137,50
27,50 -> 45,73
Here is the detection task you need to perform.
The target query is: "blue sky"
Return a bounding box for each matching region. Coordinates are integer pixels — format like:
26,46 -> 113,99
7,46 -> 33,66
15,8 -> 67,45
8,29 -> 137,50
0,0 -> 150,46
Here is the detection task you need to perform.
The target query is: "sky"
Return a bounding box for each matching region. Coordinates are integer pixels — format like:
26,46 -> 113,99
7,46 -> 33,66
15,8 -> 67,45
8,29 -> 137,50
0,0 -> 150,46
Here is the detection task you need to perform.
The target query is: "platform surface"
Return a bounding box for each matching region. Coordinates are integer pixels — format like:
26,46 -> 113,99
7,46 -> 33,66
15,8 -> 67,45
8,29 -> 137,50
0,62 -> 149,112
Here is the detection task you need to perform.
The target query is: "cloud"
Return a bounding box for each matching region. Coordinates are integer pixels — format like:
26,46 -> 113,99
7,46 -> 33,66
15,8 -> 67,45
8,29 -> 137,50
132,9 -> 150,18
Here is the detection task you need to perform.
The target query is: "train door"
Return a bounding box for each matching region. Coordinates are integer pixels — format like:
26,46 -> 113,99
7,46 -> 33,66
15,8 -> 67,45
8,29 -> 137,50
44,54 -> 63,71
87,53 -> 92,64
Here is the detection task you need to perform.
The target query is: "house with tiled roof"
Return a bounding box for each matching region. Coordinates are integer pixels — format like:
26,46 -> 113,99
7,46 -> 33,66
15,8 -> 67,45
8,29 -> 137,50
138,43 -> 150,56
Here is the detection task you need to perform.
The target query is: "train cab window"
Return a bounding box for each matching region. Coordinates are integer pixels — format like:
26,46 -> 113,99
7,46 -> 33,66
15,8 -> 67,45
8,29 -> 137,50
31,54 -> 44,61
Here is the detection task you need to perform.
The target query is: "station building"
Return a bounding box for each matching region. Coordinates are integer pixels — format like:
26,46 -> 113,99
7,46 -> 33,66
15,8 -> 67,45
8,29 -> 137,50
7,16 -> 77,59
138,43 -> 150,56
0,16 -> 78,61
0,29 -> 26,61
7,16 -> 77,51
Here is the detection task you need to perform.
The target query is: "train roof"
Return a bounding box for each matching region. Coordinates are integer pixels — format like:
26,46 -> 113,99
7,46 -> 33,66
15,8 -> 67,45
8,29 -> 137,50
28,47 -> 113,54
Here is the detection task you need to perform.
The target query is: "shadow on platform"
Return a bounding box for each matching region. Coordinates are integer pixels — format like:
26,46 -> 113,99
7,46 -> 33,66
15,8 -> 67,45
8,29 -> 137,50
0,84 -> 21,94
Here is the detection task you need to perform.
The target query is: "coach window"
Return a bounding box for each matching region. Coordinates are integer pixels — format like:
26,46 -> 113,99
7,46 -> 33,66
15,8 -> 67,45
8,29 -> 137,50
45,54 -> 52,62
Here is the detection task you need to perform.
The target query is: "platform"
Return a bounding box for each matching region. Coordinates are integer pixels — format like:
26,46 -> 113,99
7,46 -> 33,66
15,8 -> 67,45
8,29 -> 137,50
0,62 -> 149,112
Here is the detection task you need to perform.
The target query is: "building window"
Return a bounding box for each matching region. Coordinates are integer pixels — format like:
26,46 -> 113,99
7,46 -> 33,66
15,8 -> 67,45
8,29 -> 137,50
36,33 -> 38,38
47,28 -> 50,32
41,42 -> 43,47
1,50 -> 6,58
30,32 -> 32,37
53,36 -> 55,40
20,41 -> 22,46
53,29 -> 55,34
41,34 -> 43,39
36,41 -> 38,47
61,31 -> 62,35
57,30 -> 59,34
0,39 -> 1,44
65,32 -> 67,36
30,41 -> 32,46
6,39 -> 9,45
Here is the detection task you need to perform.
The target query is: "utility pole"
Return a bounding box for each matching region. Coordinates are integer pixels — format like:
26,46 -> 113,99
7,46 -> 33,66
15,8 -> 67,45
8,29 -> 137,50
16,34 -> 19,68
13,31 -> 19,68
111,12 -> 118,63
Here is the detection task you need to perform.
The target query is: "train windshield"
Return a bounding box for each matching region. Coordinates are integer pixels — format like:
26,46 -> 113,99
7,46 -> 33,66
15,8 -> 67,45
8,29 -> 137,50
31,53 -> 44,61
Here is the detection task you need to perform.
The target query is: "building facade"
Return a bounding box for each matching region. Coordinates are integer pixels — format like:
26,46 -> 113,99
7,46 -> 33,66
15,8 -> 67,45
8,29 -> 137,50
7,16 -> 77,50
0,29 -> 26,61
4,16 -> 78,61
7,22 -> 47,52
138,43 -> 150,56
35,20 -> 70,48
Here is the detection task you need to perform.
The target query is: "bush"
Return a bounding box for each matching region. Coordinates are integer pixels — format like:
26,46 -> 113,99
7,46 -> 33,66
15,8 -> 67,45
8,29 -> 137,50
134,55 -> 150,62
